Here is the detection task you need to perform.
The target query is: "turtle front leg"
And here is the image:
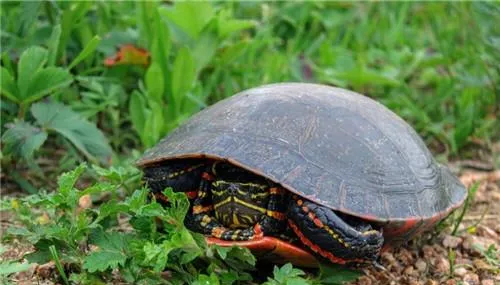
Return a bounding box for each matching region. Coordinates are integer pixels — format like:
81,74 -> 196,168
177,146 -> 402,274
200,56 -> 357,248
288,195 -> 383,264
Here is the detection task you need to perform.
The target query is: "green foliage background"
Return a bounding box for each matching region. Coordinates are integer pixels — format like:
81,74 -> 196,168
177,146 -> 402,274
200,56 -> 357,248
0,1 -> 499,284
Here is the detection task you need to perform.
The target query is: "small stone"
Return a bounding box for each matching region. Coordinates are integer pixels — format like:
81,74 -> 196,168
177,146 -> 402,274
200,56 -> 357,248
409,280 -> 422,285
422,245 -> 435,258
481,280 -> 494,285
381,252 -> 396,264
463,273 -> 480,285
433,256 -> 450,274
398,248 -> 414,264
444,280 -> 456,285
415,259 -> 427,272
357,276 -> 372,285
472,258 -> 492,271
454,267 -> 467,277
443,235 -> 463,248
424,280 -> 438,285
403,265 -> 414,276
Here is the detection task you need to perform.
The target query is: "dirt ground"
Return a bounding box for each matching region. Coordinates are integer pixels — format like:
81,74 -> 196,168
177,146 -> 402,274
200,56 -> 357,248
2,165 -> 499,285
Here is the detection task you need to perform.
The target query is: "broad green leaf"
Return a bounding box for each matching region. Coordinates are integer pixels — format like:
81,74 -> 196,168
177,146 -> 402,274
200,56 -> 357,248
24,67 -> 73,104
83,229 -> 129,272
0,67 -> 19,102
47,25 -> 62,66
31,102 -> 112,162
218,17 -> 256,39
0,261 -> 32,276
137,2 -> 156,47
17,46 -> 48,98
217,41 -> 249,66
1,121 -> 47,160
129,90 -> 149,143
19,1 -> 41,36
145,62 -> 164,102
68,35 -> 101,69
319,262 -> 361,284
193,273 -> 220,285
172,47 -> 195,113
143,102 -> 164,147
161,2 -> 214,39
150,7 -> 171,102
57,163 -> 87,197
57,2 -> 92,61
191,21 -> 218,72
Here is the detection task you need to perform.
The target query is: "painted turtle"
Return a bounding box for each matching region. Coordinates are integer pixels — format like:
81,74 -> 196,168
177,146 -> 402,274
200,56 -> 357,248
137,83 -> 466,266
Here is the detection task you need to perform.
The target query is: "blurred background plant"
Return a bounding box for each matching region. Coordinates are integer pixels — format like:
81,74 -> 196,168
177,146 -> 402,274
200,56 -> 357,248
2,2 -> 498,192
0,1 -> 498,283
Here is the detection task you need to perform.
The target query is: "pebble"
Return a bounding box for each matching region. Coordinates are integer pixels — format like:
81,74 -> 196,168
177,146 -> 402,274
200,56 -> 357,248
481,280 -> 494,285
422,245 -> 435,258
403,265 -> 414,276
463,273 -> 480,285
415,259 -> 427,272
425,280 -> 438,285
381,252 -> 397,264
398,248 -> 414,264
444,280 -> 456,285
443,235 -> 463,248
357,276 -> 372,285
433,256 -> 450,274
454,267 -> 467,277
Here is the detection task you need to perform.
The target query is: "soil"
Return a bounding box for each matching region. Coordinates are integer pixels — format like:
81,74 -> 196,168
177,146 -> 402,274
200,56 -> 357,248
1,165 -> 499,285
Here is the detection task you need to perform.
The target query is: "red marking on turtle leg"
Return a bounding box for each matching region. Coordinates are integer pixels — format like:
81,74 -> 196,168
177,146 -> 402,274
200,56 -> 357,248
253,223 -> 264,238
186,191 -> 198,199
288,220 -> 349,264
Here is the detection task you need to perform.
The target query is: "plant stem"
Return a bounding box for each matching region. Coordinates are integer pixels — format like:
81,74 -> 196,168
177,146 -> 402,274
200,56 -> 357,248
49,245 -> 70,285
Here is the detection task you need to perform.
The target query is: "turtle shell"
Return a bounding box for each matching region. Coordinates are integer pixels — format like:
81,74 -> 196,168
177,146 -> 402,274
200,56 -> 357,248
138,83 -> 466,232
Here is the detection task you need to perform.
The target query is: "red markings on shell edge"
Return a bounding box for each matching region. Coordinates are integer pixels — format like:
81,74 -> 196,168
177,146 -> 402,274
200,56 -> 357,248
384,217 -> 420,236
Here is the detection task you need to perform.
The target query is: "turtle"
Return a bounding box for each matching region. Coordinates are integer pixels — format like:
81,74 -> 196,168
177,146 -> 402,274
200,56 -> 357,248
137,83 -> 466,266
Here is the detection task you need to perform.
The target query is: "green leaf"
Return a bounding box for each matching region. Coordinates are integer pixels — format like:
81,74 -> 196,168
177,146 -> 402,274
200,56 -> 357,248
129,90 -> 149,143
192,21 -> 218,72
24,67 -> 73,104
31,102 -> 112,162
19,2 -> 41,35
193,273 -> 220,285
143,102 -> 164,148
162,2 -> 214,39
319,262 -> 361,284
83,229 -> 130,272
57,163 -> 87,197
68,35 -> 101,70
0,261 -> 32,276
150,8 -> 170,96
47,25 -> 62,66
264,263 -> 310,285
0,67 -> 19,102
1,121 -> 47,160
17,46 -> 48,98
145,62 -> 164,102
172,46 -> 195,113
217,11 -> 256,39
